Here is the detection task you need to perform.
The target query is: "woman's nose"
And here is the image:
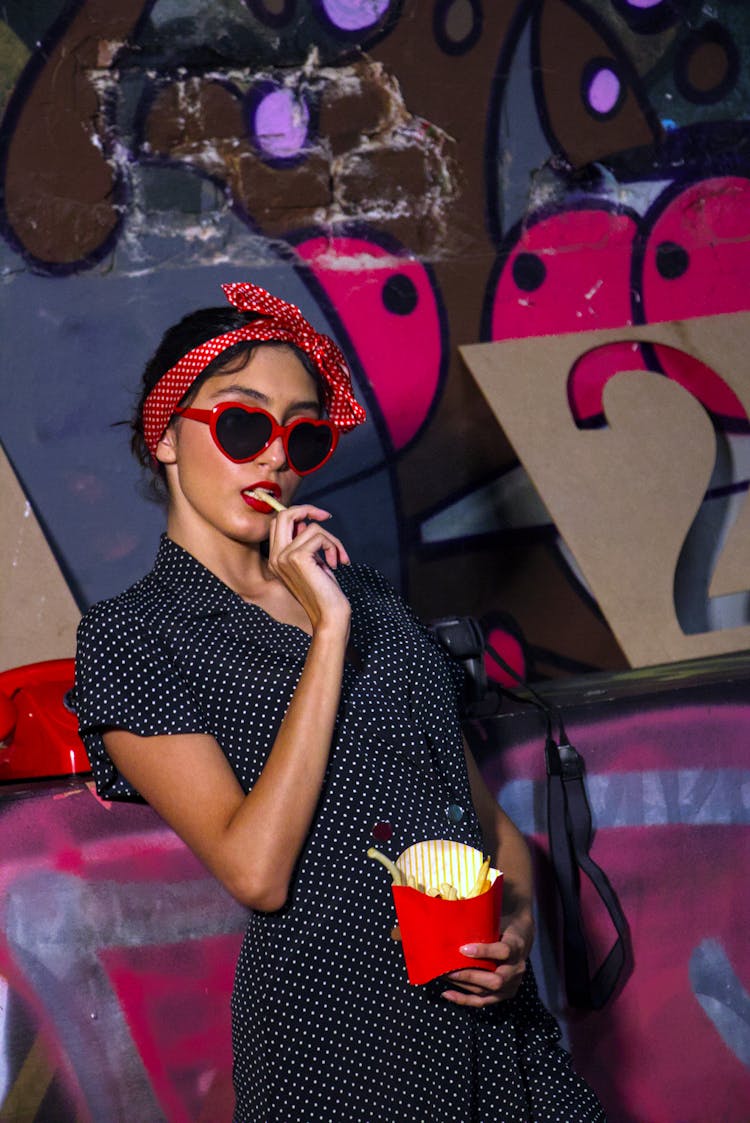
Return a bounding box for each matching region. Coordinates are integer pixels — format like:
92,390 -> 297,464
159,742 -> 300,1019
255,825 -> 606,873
258,434 -> 287,469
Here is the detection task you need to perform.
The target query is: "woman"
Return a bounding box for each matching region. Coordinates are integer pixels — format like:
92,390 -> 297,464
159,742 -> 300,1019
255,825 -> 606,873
74,282 -> 605,1121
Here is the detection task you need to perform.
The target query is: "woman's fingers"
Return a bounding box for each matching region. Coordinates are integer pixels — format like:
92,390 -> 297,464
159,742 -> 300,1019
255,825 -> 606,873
269,507 -> 350,566
441,957 -> 527,1006
441,984 -> 523,1007
272,522 -> 351,570
440,988 -> 505,1008
264,508 -> 352,629
441,975 -> 525,1006
272,504 -> 333,537
446,968 -> 504,992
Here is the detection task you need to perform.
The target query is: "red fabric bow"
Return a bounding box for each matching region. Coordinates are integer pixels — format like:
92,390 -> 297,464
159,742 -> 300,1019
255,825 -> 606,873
142,282 -> 366,457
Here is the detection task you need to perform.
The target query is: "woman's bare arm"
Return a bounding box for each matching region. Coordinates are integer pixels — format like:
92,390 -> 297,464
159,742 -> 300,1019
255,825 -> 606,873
103,624 -> 347,911
462,740 -> 535,928
103,506 -> 351,913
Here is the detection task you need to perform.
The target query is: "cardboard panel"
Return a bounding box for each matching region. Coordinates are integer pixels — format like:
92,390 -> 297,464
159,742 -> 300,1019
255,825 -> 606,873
0,447 -> 80,672
461,312 -> 750,666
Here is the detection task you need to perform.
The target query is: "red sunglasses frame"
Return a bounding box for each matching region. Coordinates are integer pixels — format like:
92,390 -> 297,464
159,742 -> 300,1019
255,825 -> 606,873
174,401 -> 339,476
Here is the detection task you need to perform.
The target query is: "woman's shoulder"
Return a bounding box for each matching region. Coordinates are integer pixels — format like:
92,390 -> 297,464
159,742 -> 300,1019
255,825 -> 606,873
77,575 -> 154,642
75,561 -> 182,668
336,561 -> 396,595
78,535 -> 209,642
336,562 -> 431,630
335,562 -> 406,611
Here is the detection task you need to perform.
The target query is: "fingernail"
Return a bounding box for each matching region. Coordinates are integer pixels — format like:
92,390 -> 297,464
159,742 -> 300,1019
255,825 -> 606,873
460,944 -> 479,955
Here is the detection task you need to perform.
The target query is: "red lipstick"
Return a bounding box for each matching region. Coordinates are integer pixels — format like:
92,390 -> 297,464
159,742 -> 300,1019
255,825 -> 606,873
242,480 -> 283,514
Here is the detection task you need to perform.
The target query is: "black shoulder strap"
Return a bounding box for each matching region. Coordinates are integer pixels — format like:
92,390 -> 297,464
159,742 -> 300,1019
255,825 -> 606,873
484,641 -> 631,1009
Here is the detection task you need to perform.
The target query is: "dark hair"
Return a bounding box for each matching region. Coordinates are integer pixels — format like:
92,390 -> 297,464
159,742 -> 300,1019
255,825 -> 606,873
131,306 -> 323,496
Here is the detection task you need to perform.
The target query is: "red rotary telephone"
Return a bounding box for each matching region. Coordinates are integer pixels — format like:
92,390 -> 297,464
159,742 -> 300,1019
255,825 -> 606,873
0,658 -> 89,781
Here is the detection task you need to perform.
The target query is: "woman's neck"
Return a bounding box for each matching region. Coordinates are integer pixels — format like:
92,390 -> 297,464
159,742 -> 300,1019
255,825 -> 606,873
165,517 -> 316,634
165,513 -> 272,601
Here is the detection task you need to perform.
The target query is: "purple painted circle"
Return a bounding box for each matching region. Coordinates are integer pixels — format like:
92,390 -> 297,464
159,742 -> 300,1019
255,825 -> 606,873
253,89 -> 309,158
587,66 -> 621,115
625,0 -> 664,8
321,0 -> 390,31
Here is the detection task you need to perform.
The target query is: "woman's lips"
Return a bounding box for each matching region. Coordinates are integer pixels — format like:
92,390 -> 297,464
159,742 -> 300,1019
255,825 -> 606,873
242,480 -> 281,513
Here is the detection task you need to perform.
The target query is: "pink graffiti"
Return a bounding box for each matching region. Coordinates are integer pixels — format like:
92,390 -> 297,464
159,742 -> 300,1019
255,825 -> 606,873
0,790 -> 245,1122
641,176 -> 750,324
1,699 -> 749,1121
294,235 -> 445,450
489,209 -> 638,339
101,939 -> 237,1123
483,624 -> 527,687
482,703 -> 750,1123
568,342 -> 747,425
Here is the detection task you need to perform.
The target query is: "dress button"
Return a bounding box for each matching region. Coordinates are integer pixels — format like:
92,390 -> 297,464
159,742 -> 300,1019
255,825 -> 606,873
372,821 -> 393,842
446,804 -> 464,823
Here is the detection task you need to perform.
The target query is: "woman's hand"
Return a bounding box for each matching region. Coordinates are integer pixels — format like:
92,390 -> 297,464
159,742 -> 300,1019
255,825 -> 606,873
267,504 -> 351,631
440,910 -> 535,1007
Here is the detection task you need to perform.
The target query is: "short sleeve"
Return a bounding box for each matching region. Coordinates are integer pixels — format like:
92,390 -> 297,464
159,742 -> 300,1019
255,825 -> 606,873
72,598 -> 210,801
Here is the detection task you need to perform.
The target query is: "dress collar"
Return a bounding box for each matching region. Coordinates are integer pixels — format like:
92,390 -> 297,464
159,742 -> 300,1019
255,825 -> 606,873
150,534 -> 244,617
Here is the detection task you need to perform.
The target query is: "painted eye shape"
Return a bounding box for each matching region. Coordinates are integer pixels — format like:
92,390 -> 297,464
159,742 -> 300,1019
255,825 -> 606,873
655,242 -> 690,281
512,253 -> 547,293
581,60 -> 625,121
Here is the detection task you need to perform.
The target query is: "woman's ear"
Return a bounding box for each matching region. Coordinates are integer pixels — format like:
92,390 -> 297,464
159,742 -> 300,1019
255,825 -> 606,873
155,422 -> 178,465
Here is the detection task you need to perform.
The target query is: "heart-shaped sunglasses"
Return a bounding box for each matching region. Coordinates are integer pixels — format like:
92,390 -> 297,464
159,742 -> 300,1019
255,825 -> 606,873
174,402 -> 339,476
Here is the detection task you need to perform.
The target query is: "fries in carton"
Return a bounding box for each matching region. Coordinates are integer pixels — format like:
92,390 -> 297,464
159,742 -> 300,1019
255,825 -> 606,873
368,840 -> 503,985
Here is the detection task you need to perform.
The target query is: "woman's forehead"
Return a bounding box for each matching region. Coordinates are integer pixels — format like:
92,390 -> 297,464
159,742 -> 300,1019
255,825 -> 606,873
194,348 -> 322,408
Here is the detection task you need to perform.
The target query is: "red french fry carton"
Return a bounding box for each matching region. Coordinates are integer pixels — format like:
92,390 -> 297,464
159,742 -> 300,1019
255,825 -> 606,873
383,839 -> 503,986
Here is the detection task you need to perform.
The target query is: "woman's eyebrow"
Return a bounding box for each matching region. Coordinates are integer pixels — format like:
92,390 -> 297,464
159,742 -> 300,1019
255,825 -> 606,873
208,385 -> 320,413
208,384 -> 268,403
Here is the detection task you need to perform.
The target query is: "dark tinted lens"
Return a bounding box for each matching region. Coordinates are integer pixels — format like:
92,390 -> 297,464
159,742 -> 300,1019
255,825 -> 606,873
287,422 -> 334,473
215,408 -> 272,461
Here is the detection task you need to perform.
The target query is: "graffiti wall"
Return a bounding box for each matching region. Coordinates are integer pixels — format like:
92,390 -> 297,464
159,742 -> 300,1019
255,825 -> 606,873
2,2 -> 750,1120
471,656 -> 750,1123
2,0 -> 750,678
2,658 -> 749,1122
0,779 -> 246,1121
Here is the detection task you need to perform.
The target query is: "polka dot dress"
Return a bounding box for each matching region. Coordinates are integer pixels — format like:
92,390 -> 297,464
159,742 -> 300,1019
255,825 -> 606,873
73,536 -> 605,1123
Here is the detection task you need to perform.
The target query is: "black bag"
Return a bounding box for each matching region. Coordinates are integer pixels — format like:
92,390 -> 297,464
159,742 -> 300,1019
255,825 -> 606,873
431,616 -> 631,1010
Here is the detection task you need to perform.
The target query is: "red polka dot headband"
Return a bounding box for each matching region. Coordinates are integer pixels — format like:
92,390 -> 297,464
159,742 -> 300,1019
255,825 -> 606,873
142,282 -> 366,456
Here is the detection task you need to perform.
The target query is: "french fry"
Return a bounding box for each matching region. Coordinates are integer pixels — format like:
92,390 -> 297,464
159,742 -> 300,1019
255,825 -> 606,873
369,840 -> 500,900
367,847 -> 404,886
469,854 -> 491,898
248,488 -> 287,512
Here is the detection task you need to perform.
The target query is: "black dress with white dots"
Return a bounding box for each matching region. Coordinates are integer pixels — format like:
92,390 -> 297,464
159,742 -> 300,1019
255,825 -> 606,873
74,535 -> 605,1123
